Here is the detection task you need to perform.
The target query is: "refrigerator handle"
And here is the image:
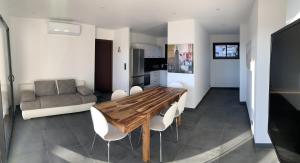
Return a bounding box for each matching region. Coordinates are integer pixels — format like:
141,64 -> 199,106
137,49 -> 140,74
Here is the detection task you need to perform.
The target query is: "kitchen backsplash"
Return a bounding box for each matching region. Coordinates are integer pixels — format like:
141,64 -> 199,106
144,58 -> 167,72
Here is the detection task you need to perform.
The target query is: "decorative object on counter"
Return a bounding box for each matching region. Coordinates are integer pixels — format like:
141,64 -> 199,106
167,44 -> 193,74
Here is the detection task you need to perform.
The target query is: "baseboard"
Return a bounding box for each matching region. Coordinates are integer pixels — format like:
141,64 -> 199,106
240,102 -> 273,149
211,87 -> 239,90
255,143 -> 274,149
185,87 -> 212,109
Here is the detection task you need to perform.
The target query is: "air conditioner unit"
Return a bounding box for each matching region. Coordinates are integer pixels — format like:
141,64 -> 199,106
48,21 -> 81,36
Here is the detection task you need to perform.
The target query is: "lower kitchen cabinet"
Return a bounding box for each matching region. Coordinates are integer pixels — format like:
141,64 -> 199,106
146,70 -> 167,88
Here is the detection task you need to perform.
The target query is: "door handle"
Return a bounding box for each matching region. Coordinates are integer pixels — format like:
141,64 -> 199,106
8,75 -> 15,82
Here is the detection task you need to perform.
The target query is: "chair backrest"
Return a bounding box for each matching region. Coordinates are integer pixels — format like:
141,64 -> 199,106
177,92 -> 187,115
111,89 -> 127,100
90,107 -> 108,139
162,103 -> 178,128
130,86 -> 143,95
168,82 -> 184,88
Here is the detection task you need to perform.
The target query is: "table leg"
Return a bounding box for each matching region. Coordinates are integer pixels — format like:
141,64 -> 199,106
142,115 -> 150,162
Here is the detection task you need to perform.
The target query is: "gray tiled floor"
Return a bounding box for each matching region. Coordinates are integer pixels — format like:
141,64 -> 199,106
8,88 -> 279,163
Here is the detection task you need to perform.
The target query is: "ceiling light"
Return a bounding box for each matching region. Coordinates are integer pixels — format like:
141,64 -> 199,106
216,8 -> 221,11
172,12 -> 177,15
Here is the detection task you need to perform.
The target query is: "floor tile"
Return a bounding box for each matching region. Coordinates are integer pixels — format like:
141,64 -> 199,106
8,88 -> 280,163
48,145 -> 93,163
8,149 -> 50,163
43,127 -> 81,149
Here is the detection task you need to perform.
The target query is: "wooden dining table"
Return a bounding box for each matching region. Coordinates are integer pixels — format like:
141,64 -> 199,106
94,86 -> 187,162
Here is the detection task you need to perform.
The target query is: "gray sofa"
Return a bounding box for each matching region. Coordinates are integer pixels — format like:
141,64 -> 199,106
20,79 -> 97,120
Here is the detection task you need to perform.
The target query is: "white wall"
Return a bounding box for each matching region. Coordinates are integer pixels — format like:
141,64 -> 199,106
239,24 -> 247,102
131,32 -> 157,45
241,0 -> 286,144
96,28 -> 114,40
286,0 -> 300,24
245,0 -> 258,135
194,21 -> 210,107
113,28 -> 130,93
8,17 -> 95,103
0,0 -> 8,19
254,0 -> 286,144
210,34 -> 240,88
168,19 -> 210,108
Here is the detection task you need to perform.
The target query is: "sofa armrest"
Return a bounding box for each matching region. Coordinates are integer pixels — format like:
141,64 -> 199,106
77,86 -> 93,96
21,90 -> 36,102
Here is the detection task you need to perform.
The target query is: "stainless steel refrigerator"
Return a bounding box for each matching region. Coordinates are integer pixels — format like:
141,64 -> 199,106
131,48 -> 144,88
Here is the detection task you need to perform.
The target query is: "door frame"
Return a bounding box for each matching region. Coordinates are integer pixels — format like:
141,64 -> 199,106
0,15 -> 15,163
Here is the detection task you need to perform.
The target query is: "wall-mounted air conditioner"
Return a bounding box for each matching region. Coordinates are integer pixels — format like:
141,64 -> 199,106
48,21 -> 81,36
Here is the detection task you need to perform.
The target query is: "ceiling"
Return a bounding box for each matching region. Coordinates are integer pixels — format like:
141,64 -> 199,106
5,0 -> 254,37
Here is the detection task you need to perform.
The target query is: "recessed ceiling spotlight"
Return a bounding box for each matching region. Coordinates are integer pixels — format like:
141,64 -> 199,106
172,12 -> 177,15
216,8 -> 221,11
99,6 -> 105,9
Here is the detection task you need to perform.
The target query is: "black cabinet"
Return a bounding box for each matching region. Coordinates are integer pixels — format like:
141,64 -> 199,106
269,18 -> 300,163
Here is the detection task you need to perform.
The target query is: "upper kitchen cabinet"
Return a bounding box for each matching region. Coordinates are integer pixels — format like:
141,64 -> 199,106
132,43 -> 163,58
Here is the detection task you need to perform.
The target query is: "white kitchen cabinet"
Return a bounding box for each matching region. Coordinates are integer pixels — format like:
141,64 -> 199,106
159,70 -> 167,86
154,47 -> 162,58
144,45 -> 150,58
132,43 -> 162,58
150,71 -> 160,86
148,70 -> 167,87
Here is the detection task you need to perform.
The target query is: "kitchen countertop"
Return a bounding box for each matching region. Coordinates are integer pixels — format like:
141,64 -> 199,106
145,68 -> 167,72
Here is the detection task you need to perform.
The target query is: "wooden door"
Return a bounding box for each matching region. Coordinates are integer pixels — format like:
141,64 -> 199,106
95,39 -> 113,93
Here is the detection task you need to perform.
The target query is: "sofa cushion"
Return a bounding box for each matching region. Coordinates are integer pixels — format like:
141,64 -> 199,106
78,94 -> 97,104
21,90 -> 36,102
21,99 -> 41,111
77,86 -> 93,96
57,79 -> 77,95
39,94 -> 82,108
35,80 -> 57,96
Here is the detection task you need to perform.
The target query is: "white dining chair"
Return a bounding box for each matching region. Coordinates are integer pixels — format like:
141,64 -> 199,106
111,89 -> 127,100
174,92 -> 188,141
90,107 -> 133,163
150,103 -> 178,162
160,91 -> 187,141
168,82 -> 184,88
129,86 -> 143,95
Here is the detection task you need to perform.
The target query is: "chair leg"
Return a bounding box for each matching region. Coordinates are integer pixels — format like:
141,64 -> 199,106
128,133 -> 134,152
138,127 -> 143,145
160,132 -> 162,162
176,118 -> 179,142
107,141 -> 110,163
170,123 -> 173,131
90,133 -> 96,151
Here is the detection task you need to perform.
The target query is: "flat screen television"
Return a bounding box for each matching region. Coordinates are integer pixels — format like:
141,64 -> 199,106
269,18 -> 300,163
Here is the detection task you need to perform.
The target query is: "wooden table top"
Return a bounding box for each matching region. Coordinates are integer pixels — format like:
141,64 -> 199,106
94,87 -> 187,133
